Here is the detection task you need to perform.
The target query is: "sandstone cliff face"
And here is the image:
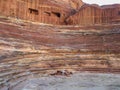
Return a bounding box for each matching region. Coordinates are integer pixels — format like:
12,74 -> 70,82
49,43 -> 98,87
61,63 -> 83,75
49,0 -> 84,9
0,0 -> 73,25
0,0 -> 119,25
0,0 -> 84,25
102,4 -> 120,23
69,0 -> 84,10
66,4 -> 102,25
66,4 -> 120,25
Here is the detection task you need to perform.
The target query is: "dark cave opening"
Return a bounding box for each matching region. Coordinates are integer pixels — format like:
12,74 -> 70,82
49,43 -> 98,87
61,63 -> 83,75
52,12 -> 61,18
29,8 -> 39,15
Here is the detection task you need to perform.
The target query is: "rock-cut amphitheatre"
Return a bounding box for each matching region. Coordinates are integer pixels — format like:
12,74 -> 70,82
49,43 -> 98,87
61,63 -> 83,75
0,0 -> 120,90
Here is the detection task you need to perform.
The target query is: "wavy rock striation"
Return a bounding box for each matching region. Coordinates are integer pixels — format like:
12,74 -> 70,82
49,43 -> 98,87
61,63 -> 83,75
0,17 -> 120,90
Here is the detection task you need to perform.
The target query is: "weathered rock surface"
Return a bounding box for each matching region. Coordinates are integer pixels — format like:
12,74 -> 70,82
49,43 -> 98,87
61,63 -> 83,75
0,17 -> 120,90
0,0 -> 84,25
66,4 -> 120,25
0,0 -> 119,25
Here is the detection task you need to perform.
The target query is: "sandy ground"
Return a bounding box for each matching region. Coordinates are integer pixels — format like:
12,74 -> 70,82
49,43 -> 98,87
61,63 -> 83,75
15,72 -> 120,90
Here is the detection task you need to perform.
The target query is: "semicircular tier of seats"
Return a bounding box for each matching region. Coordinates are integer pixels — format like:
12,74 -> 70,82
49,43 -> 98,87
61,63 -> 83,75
0,17 -> 120,90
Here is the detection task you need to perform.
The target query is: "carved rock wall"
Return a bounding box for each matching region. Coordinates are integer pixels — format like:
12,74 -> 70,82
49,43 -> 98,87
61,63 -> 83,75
66,4 -> 120,25
0,0 -> 119,25
66,5 -> 102,25
102,6 -> 120,23
0,0 -> 73,25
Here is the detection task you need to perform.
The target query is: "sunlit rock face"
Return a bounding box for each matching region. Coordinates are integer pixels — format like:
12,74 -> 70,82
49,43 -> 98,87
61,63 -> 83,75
66,4 -> 120,25
0,0 -> 84,25
57,0 -> 84,9
0,0 -> 119,25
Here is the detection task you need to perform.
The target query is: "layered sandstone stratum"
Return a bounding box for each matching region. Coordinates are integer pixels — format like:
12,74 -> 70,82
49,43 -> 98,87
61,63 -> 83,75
0,0 -> 120,90
0,15 -> 120,90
